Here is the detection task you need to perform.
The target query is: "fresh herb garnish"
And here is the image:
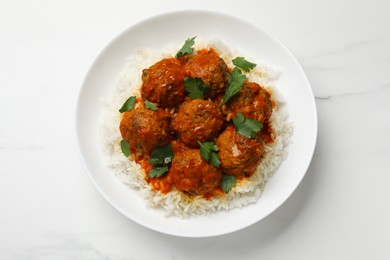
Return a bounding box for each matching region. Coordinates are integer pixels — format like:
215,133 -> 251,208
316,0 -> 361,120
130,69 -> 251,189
232,57 -> 256,72
198,141 -> 220,168
232,112 -> 263,138
148,165 -> 169,178
119,96 -> 136,113
175,36 -> 196,58
221,67 -> 247,105
144,100 -> 158,111
148,144 -> 174,178
120,140 -> 130,157
150,145 -> 174,165
221,175 -> 236,193
184,77 -> 210,99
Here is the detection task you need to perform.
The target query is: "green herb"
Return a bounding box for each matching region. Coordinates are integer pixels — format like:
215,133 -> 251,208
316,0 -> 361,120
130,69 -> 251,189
144,100 -> 158,111
148,145 -> 174,178
221,67 -> 247,105
175,36 -> 196,58
120,140 -> 130,157
119,96 -> 136,113
232,57 -> 256,72
232,112 -> 263,138
221,175 -> 236,193
198,141 -> 220,168
184,77 -> 210,99
150,145 -> 174,165
209,152 -> 221,168
148,165 -> 169,178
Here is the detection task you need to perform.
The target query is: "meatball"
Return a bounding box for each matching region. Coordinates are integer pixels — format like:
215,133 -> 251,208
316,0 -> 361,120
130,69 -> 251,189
223,82 -> 272,123
216,126 -> 265,178
169,149 -> 222,195
171,99 -> 224,147
141,58 -> 186,108
185,49 -> 229,98
119,107 -> 172,154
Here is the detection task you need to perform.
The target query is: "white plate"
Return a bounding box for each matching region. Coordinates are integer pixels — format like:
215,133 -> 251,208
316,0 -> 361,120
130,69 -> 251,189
75,10 -> 317,237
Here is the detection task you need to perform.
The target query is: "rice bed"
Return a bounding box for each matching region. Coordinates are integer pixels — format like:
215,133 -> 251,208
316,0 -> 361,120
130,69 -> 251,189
99,38 -> 293,218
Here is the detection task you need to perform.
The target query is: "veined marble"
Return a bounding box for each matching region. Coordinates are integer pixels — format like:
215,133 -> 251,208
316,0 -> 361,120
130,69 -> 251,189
0,0 -> 389,259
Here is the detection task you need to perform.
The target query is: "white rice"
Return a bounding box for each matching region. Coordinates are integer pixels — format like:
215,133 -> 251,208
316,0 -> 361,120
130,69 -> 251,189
99,38 -> 293,218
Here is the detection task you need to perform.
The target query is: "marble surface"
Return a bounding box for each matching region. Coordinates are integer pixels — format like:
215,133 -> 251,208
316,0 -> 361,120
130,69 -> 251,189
1,0 -> 389,259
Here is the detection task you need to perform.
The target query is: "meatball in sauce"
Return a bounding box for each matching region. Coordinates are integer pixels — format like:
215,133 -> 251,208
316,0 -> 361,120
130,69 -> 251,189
185,49 -> 229,98
222,81 -> 272,123
171,99 -> 224,148
119,107 -> 172,155
169,149 -> 222,195
216,126 -> 265,179
141,58 -> 186,108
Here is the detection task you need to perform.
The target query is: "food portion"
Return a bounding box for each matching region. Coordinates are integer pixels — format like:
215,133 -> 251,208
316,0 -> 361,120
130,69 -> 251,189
141,58 -> 186,108
102,37 -> 292,217
216,126 -> 265,179
118,37 -> 275,198
170,149 -> 222,196
119,106 -> 172,154
222,81 -> 273,123
171,99 -> 224,148
184,49 -> 229,98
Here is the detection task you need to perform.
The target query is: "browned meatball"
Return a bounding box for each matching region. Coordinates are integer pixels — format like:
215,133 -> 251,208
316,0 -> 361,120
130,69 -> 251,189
171,99 -> 224,148
169,149 -> 222,195
216,126 -> 265,178
185,49 -> 229,98
119,107 -> 172,154
223,82 -> 272,123
141,58 -> 186,108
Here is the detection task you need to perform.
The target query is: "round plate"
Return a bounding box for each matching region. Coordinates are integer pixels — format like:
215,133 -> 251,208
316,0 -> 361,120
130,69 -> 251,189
75,10 -> 317,237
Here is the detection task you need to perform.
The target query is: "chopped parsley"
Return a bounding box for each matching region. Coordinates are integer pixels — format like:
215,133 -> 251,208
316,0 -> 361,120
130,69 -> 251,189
144,100 -> 158,111
232,112 -> 263,138
148,165 -> 169,178
176,36 -> 196,58
232,57 -> 256,72
150,145 -> 174,165
148,144 -> 174,178
119,96 -> 136,113
120,140 -> 131,157
221,175 -> 236,193
221,67 -> 247,105
198,141 -> 220,168
184,77 -> 210,99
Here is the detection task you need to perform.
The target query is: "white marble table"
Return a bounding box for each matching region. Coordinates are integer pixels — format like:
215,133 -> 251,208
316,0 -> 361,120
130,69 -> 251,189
1,0 -> 389,259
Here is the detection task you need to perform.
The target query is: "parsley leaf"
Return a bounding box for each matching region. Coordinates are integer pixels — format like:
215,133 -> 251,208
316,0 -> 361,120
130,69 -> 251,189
176,36 -> 196,58
184,77 -> 210,99
150,145 -> 174,165
119,96 -> 136,113
232,113 -> 263,138
221,67 -> 247,105
209,152 -> 221,168
232,57 -> 256,72
144,100 -> 158,111
221,175 -> 236,193
198,141 -> 220,167
148,165 -> 169,178
148,144 -> 174,178
233,111 -> 245,125
120,140 -> 130,157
